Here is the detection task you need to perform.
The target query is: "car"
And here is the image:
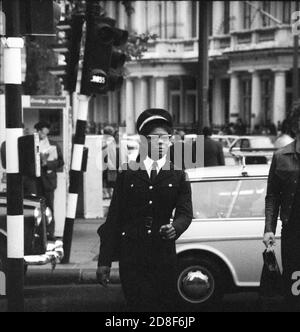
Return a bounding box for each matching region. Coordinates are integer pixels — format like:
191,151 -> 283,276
229,136 -> 276,165
0,193 -> 64,296
175,164 -> 281,309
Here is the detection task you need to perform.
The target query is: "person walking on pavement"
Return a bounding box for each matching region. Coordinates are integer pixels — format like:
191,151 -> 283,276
34,121 -> 64,240
203,127 -> 225,167
97,108 -> 193,312
264,105 -> 300,311
274,119 -> 294,149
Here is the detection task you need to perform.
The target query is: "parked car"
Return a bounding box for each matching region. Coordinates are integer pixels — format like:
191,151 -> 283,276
175,164 -> 281,309
0,193 -> 63,296
229,136 -> 276,165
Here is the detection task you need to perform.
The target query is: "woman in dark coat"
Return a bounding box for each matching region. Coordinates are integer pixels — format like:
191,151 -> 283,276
97,109 -> 193,312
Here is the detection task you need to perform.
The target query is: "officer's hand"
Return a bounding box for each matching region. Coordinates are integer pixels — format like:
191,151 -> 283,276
263,232 -> 276,248
159,224 -> 176,240
96,266 -> 111,287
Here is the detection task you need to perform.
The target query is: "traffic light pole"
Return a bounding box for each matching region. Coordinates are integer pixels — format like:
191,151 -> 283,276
63,94 -> 90,263
63,0 -> 98,263
3,0 -> 24,312
197,0 -> 210,133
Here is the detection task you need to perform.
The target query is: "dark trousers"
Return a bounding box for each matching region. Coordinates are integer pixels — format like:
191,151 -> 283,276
119,238 -> 178,312
36,178 -> 56,239
281,221 -> 300,312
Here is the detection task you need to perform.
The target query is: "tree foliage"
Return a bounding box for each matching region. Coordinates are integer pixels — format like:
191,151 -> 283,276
24,0 -> 156,96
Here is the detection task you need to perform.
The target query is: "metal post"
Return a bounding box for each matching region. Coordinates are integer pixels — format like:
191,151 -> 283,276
62,0 -> 98,263
3,0 -> 24,312
197,0 -> 210,133
293,2 -> 300,104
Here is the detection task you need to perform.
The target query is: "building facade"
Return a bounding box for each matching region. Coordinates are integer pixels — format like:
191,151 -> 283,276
1,1 -> 300,135
87,1 -> 299,135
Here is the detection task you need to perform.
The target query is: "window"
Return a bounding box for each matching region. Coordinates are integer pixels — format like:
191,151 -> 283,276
191,1 -> 198,38
282,1 -> 292,24
192,179 -> 266,220
166,1 -> 177,38
170,92 -> 181,125
261,76 -> 272,124
223,1 -> 230,34
186,93 -> 197,124
262,1 -> 271,27
243,1 -> 252,29
145,1 -> 179,39
241,78 -> 252,128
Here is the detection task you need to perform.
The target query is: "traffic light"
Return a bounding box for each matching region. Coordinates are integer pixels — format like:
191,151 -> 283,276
81,15 -> 128,95
50,14 -> 84,93
17,0 -> 61,36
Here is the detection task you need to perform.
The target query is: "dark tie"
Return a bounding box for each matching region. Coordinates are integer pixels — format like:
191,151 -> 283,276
150,161 -> 158,183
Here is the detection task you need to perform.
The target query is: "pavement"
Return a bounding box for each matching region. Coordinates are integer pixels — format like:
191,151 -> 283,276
25,218 -> 121,286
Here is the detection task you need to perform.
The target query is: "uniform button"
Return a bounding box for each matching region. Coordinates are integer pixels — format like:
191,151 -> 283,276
149,201 -> 153,205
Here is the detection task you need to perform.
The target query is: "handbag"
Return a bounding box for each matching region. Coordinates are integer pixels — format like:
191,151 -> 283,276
259,248 -> 283,298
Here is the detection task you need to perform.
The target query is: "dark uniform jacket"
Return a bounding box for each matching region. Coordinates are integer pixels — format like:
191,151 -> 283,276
97,159 -> 193,311
98,159 -> 193,267
265,140 -> 300,234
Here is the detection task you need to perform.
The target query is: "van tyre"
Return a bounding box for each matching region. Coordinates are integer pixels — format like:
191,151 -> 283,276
176,256 -> 224,310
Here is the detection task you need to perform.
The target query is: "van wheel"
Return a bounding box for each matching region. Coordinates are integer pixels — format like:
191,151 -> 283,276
176,256 -> 224,310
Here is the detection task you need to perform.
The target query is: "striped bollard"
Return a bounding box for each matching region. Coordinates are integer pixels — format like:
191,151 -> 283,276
3,15 -> 25,311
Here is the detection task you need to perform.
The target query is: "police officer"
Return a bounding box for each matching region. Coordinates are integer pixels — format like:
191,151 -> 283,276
97,109 -> 193,312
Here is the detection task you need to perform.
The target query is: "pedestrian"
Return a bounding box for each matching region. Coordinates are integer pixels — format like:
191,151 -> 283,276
252,124 -> 263,135
102,126 -> 118,199
203,127 -> 225,167
274,119 -> 294,149
97,108 -> 193,312
264,105 -> 300,311
234,118 -> 247,135
34,121 -> 64,241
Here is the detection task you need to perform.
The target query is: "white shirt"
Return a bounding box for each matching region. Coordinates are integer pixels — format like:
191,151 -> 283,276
144,155 -> 167,178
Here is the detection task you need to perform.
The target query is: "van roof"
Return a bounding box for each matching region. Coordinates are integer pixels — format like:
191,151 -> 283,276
186,164 -> 270,181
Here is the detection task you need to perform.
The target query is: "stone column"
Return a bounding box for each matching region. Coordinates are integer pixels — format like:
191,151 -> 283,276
273,70 -> 287,125
135,77 -> 148,120
229,71 -> 240,123
155,77 -> 168,109
125,78 -> 135,134
251,70 -> 261,130
212,77 -> 223,126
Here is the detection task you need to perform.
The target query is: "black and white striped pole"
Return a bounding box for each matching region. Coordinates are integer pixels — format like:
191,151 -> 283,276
63,95 -> 90,263
3,0 -> 25,312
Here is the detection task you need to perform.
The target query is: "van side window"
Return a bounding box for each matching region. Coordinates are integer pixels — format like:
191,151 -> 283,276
191,179 -> 266,220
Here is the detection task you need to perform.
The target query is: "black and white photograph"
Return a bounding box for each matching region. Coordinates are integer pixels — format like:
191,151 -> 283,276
1,0 -> 300,317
